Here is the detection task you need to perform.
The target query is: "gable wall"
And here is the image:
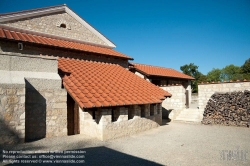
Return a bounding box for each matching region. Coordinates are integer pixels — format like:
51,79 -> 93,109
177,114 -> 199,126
1,12 -> 107,46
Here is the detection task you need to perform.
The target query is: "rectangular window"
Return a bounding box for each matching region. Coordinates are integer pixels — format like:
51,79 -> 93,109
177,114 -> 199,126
150,104 -> 155,116
141,105 -> 145,117
128,106 -> 134,120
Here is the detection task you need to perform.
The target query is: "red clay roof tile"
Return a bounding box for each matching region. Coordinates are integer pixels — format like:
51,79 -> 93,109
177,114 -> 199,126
0,27 -> 133,60
59,58 -> 171,108
132,63 -> 195,80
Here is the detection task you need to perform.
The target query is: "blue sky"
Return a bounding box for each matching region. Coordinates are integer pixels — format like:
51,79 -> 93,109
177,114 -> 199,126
0,0 -> 249,74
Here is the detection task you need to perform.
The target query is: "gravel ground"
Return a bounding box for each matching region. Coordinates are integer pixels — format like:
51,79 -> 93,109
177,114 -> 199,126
1,121 -> 250,166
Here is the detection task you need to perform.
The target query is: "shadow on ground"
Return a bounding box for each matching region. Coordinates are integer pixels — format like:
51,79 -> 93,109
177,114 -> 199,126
1,146 -> 162,166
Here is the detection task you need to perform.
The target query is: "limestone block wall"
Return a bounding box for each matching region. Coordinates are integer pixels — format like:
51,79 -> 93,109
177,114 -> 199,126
0,84 -> 25,144
0,53 -> 67,143
161,85 -> 185,111
103,104 -> 161,140
198,81 -> 250,111
79,104 -> 162,141
25,79 -> 67,141
1,12 -> 107,46
79,109 -> 102,140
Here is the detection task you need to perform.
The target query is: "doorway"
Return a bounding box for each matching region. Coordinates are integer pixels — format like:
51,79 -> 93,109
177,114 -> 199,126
67,93 -> 80,135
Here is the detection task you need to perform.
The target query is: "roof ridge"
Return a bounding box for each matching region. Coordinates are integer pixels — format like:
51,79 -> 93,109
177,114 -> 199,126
132,62 -> 176,70
65,57 -> 120,65
0,4 -> 66,16
132,62 -> 195,80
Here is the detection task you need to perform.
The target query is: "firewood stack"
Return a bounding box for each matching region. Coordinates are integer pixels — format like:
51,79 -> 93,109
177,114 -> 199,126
202,90 -> 250,127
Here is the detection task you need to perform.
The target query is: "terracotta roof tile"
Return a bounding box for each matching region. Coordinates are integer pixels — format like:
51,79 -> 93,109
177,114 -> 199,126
0,27 -> 133,60
59,58 -> 171,108
132,63 -> 195,80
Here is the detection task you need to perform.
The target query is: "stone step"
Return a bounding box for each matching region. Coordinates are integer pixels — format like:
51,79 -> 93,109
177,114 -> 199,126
174,119 -> 202,123
174,108 -> 203,123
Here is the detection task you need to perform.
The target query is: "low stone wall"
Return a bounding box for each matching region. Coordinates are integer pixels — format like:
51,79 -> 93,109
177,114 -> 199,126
198,81 -> 250,110
79,104 -> 162,141
0,84 -> 25,144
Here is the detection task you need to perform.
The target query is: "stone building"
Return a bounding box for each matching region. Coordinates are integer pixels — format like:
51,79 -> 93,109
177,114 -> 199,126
0,5 -> 172,143
129,63 -> 194,113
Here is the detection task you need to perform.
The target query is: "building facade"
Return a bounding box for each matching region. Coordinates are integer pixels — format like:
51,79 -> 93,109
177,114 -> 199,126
0,5 -> 171,144
129,63 -> 195,118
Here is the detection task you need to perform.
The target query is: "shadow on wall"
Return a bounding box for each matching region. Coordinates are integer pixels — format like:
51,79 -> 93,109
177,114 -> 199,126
0,119 -> 21,149
5,146 -> 162,166
25,80 -> 46,142
162,107 -> 172,120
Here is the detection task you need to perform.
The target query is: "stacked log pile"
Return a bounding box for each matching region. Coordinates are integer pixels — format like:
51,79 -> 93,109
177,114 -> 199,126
202,90 -> 250,127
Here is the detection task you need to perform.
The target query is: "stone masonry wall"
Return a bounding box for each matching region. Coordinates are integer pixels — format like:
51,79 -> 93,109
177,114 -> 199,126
161,85 -> 185,111
1,12 -> 107,46
79,104 -> 162,141
103,104 -> 161,140
0,84 -> 25,145
0,52 -> 67,143
198,81 -> 250,111
0,41 -> 128,68
25,80 -> 67,141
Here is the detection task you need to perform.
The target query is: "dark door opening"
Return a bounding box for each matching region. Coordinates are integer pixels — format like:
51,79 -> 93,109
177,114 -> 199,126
185,90 -> 189,108
67,93 -> 80,135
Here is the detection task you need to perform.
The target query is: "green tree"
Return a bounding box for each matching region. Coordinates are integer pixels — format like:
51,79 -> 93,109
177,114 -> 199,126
198,73 -> 208,83
180,63 -> 199,78
241,58 -> 250,73
207,68 -> 222,82
180,63 -> 201,93
241,58 -> 250,80
221,64 -> 242,81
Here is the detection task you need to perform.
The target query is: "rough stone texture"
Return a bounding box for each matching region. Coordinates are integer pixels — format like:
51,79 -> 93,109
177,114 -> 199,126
147,104 -> 162,125
25,79 -> 67,141
103,118 -> 159,141
117,107 -> 128,122
1,12 -> 107,46
79,108 -> 102,140
0,84 -> 25,145
0,50 -> 67,143
79,104 -> 162,141
0,41 -> 128,68
162,85 -> 186,112
198,82 -> 250,111
202,90 -> 250,127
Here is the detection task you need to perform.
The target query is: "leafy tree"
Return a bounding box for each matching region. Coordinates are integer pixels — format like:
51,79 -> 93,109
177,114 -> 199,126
180,63 -> 199,78
241,58 -> 250,80
207,68 -> 222,82
241,58 -> 250,74
198,73 -> 208,83
221,64 -> 242,81
180,63 -> 200,93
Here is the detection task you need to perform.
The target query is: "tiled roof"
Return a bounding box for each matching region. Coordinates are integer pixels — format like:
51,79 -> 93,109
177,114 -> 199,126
0,27 -> 132,59
58,58 -> 171,108
131,63 -> 195,80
